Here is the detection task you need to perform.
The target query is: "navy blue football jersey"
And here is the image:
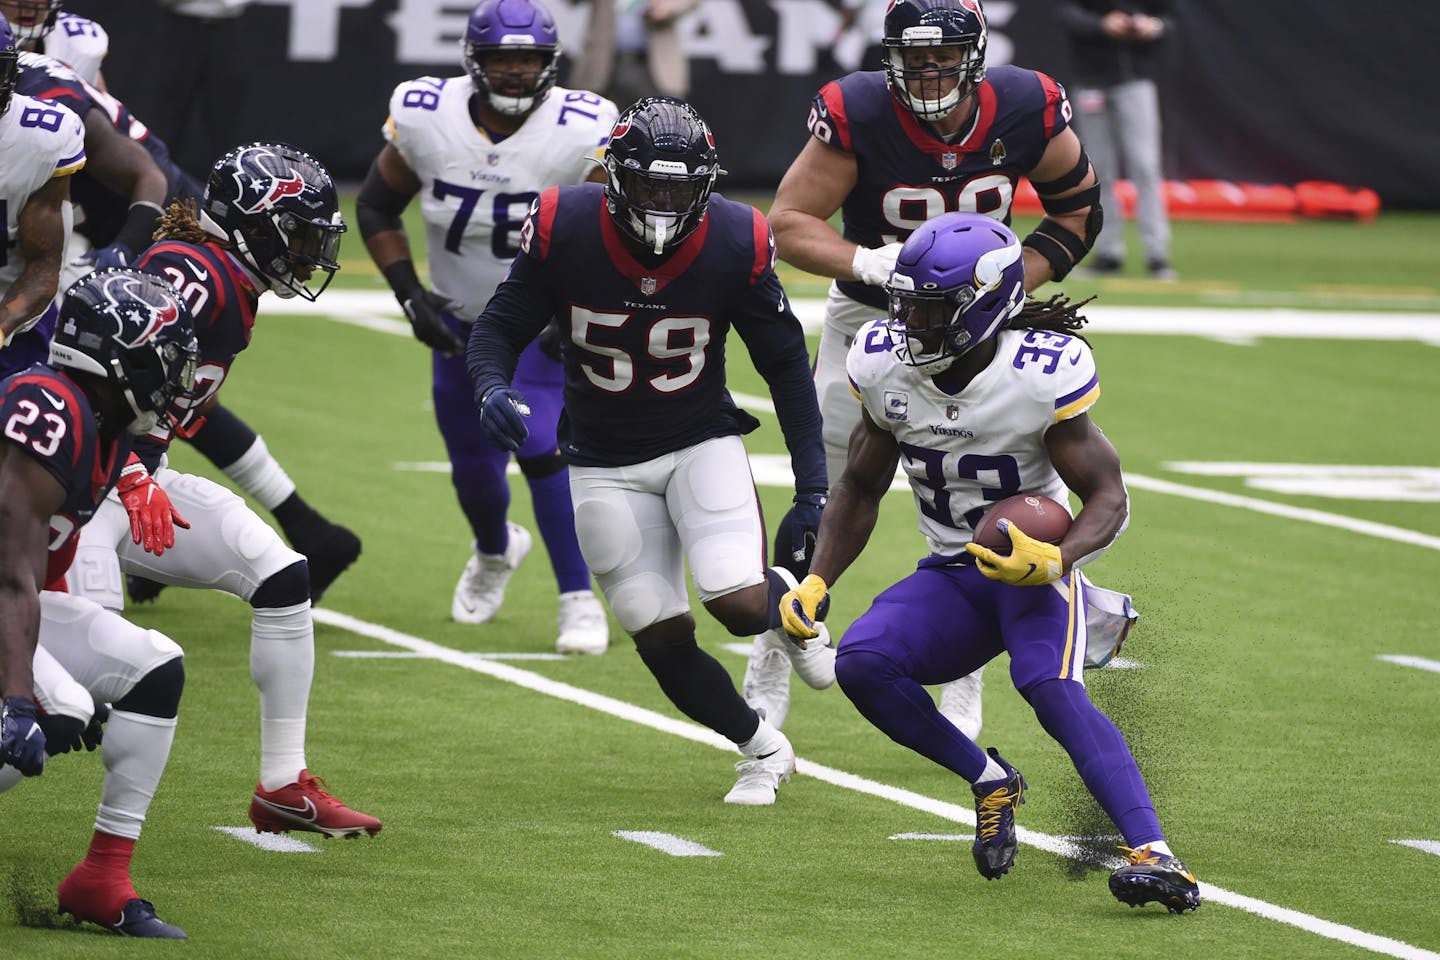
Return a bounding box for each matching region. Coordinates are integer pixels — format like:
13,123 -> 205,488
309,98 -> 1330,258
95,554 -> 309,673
470,184 -> 825,489
133,239 -> 259,468
808,67 -> 1072,308
16,52 -> 198,247
0,365 -> 131,585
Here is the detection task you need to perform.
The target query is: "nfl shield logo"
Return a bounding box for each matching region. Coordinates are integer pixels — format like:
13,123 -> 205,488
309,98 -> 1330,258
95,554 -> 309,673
640,277 -> 657,296
946,404 -> 960,420
487,152 -> 501,166
941,152 -> 958,171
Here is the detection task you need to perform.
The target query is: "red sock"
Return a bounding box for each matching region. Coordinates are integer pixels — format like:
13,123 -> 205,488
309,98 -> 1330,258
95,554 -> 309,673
58,832 -> 139,920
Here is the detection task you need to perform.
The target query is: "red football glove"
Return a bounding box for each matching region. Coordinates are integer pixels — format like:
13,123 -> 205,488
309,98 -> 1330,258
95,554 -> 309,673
116,455 -> 189,556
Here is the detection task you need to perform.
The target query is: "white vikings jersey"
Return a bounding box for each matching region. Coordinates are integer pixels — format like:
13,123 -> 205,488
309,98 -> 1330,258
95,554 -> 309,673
0,94 -> 85,294
383,77 -> 617,318
41,14 -> 110,85
846,322 -> 1100,557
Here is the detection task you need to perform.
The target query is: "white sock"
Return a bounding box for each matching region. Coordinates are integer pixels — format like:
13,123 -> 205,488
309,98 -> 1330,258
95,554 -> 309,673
222,436 -> 297,511
1143,839 -> 1173,857
738,716 -> 787,758
977,755 -> 1007,784
251,601 -> 313,790
95,709 -> 177,840
0,764 -> 21,794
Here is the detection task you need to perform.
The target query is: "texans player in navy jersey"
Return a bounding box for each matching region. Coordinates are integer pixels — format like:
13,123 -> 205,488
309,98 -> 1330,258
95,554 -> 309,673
63,143 -> 383,839
470,98 -> 831,805
754,0 -> 1106,742
0,268 -> 198,937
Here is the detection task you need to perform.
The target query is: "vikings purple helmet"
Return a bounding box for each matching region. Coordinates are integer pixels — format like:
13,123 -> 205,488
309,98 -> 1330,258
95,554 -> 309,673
0,13 -> 18,116
463,0 -> 561,117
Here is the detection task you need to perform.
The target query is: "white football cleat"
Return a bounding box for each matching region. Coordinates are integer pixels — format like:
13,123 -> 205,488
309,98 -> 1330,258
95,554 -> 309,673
451,523 -> 532,624
937,667 -> 984,741
556,590 -> 609,655
787,620 -> 836,690
742,630 -> 792,730
724,731 -> 796,806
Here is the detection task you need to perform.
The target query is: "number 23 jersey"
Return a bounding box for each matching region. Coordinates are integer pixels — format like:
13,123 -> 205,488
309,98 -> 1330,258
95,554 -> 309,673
383,77 -> 618,318
846,321 -> 1100,557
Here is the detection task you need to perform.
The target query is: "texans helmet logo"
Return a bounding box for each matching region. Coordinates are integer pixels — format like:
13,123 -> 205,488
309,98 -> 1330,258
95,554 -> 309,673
98,273 -> 184,345
958,0 -> 985,25
231,147 -> 307,215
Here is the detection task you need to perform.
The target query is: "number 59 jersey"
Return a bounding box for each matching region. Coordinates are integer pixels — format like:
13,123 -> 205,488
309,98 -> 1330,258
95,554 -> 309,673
0,93 -> 85,294
846,321 -> 1100,558
383,77 -> 618,318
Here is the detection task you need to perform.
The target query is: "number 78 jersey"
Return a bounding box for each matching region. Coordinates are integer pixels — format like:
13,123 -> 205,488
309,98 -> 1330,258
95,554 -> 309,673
846,321 -> 1100,558
383,77 -> 618,318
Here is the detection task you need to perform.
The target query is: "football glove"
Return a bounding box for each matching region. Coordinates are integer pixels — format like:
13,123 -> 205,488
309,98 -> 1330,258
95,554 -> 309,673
401,288 -> 466,355
789,491 -> 827,566
0,696 -> 46,777
91,242 -> 133,270
479,387 -> 531,452
116,456 -> 189,557
964,519 -> 1064,586
780,573 -> 831,644
851,242 -> 903,287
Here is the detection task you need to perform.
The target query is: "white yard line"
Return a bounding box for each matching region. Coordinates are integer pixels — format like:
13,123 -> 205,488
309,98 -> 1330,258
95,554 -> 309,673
1376,655 -> 1440,674
613,831 -> 723,857
1393,840 -> 1440,858
212,826 -> 319,853
313,607 -> 1438,960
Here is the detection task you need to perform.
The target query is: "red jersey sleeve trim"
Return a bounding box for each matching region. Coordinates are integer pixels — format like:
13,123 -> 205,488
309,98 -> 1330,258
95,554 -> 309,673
536,186 -> 560,261
1036,71 -> 1063,139
749,208 -> 772,286
819,82 -> 852,152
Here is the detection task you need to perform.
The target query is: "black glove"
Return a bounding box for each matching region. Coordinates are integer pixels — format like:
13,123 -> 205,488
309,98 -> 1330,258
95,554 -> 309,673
401,288 -> 465,355
790,491 -> 827,566
478,386 -> 531,452
0,695 -> 46,776
82,703 -> 109,752
538,319 -> 566,362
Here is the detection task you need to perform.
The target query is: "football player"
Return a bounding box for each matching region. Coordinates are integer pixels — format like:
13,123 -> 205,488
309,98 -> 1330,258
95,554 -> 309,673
754,0 -> 1105,740
357,0 -> 614,653
778,213 -> 1199,912
0,268 -> 199,937
0,12 -> 83,378
12,8 -> 362,605
62,142 -> 383,840
469,98 -> 832,805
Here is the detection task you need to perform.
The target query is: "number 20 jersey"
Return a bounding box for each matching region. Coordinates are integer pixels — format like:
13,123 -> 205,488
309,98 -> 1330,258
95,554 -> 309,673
846,321 -> 1099,558
809,67 -> 1071,310
383,77 -> 618,318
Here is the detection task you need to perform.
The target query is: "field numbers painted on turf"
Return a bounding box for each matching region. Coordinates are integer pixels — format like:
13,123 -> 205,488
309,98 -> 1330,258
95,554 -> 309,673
1163,463 -> 1440,502
613,831 -> 722,857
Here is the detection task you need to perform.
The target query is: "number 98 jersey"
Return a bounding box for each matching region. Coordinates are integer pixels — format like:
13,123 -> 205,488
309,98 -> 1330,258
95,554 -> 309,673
846,321 -> 1099,558
383,76 -> 618,318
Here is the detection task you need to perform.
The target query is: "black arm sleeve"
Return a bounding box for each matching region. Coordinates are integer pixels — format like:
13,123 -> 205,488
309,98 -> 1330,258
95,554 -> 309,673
355,157 -> 412,239
466,253 -> 557,410
731,271 -> 828,494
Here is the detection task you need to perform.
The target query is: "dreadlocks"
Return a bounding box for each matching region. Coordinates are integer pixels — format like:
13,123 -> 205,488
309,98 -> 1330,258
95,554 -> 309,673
1004,293 -> 1095,345
152,198 -> 213,245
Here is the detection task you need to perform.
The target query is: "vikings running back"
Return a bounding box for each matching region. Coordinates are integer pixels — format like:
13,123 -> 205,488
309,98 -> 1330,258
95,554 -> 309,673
0,268 -> 198,938
756,0 -> 1104,741
469,98 -> 831,806
779,213 -> 1199,912
358,0 -> 616,653
0,11 -> 83,378
63,142 -> 383,841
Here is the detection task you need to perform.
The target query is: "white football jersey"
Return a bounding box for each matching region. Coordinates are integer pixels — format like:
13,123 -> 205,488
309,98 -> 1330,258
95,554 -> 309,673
383,77 -> 617,317
40,14 -> 109,86
846,322 -> 1101,557
0,94 -> 86,295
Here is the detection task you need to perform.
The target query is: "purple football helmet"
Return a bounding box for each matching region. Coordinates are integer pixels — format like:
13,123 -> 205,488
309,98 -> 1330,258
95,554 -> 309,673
463,0 -> 561,117
0,13 -> 18,117
886,212 -> 1025,374
882,0 -> 987,121
5,1 -> 62,46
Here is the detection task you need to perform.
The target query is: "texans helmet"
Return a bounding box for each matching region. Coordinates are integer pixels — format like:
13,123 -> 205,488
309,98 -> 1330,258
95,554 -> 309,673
202,142 -> 346,301
0,13 -> 18,116
885,212 -> 1024,374
603,97 -> 724,255
50,268 -> 199,435
5,1 -> 61,45
463,0 -> 561,117
882,0 -> 988,121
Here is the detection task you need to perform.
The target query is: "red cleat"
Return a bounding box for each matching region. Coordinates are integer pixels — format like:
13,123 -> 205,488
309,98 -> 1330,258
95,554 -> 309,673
58,862 -> 186,938
248,769 -> 382,839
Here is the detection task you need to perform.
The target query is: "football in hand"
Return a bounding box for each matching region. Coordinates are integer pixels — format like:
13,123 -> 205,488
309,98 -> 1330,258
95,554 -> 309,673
972,494 -> 1073,553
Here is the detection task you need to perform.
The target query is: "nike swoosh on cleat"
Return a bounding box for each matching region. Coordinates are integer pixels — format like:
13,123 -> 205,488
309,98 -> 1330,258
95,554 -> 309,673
254,794 -> 318,822
755,749 -> 779,760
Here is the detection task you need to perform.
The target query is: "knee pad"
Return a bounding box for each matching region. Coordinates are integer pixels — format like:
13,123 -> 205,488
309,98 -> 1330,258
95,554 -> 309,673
113,655 -> 185,720
516,450 -> 566,480
251,559 -> 310,609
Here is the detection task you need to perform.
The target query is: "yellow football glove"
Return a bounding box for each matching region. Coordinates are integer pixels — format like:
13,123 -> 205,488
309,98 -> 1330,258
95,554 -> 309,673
964,520 -> 1064,586
779,574 -> 830,644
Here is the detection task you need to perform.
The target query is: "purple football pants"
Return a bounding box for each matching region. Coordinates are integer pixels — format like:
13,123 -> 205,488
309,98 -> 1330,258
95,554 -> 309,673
835,561 -> 1164,848
433,314 -> 589,592
0,304 -> 58,381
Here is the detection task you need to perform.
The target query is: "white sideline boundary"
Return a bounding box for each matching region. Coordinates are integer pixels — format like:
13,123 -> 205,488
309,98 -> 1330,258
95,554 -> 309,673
313,606 -> 1438,960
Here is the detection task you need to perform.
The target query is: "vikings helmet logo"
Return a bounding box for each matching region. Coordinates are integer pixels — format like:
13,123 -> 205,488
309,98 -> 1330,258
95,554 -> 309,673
231,146 -> 306,215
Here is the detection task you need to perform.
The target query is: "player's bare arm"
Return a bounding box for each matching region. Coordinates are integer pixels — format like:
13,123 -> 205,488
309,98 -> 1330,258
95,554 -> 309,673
79,110 -> 166,208
0,175 -> 68,342
810,407 -> 901,586
1044,411 -> 1128,570
356,143 -> 422,271
1021,127 -> 1101,291
0,443 -> 65,697
769,136 -> 861,279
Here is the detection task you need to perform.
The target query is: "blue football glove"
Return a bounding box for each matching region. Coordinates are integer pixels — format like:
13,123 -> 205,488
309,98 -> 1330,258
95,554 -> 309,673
789,491 -> 827,566
479,387 -> 531,452
92,243 -> 133,270
0,695 -> 47,777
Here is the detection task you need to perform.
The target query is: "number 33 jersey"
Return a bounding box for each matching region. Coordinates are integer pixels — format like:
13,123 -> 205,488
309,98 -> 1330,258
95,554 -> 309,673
383,76 -> 618,318
846,321 -> 1100,558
